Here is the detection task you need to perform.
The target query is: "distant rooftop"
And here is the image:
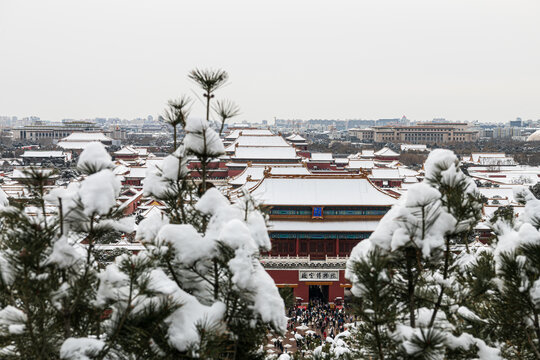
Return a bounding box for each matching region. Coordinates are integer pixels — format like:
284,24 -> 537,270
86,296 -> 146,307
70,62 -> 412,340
61,132 -> 112,142
232,146 -> 299,160
250,175 -> 398,206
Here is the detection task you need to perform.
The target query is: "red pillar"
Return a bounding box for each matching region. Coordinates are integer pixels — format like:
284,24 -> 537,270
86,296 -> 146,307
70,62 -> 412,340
295,283 -> 309,305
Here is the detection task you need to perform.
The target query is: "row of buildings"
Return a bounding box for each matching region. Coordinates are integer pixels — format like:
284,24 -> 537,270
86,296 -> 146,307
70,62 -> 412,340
1,126 -> 539,306
348,122 -> 479,144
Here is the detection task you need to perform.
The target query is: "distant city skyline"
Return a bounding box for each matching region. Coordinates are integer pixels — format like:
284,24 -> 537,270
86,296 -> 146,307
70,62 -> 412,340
1,0 -> 539,123
0,114 -> 536,126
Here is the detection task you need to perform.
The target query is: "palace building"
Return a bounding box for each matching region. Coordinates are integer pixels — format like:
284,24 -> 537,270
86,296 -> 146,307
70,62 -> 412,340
245,173 -> 399,305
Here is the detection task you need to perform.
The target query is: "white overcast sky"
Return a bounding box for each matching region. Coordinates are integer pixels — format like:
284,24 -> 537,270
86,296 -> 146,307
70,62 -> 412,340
1,0 -> 539,123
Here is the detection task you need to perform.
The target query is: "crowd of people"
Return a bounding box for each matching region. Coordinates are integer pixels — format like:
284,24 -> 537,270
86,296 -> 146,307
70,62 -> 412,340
275,299 -> 355,356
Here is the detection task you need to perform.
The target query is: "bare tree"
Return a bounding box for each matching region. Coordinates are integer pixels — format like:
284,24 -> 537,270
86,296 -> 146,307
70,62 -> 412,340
162,95 -> 191,150
188,68 -> 229,122
214,99 -> 240,136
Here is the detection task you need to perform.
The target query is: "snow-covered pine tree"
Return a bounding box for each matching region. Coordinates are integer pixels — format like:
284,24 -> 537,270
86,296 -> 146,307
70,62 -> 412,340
117,69 -> 287,358
461,187 -> 540,358
0,121 -> 286,359
310,332 -> 352,360
137,118 -> 286,359
0,143 -> 155,359
345,149 -> 500,359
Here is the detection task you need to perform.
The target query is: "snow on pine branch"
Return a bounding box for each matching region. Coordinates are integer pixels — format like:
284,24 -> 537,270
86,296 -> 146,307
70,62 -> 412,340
183,118 -> 225,157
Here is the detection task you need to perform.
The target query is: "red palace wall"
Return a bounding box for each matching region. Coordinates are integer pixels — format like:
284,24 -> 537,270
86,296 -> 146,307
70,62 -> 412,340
266,269 -> 350,305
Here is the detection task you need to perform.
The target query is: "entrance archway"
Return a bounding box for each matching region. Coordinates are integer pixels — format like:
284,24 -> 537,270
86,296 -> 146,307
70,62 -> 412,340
309,284 -> 329,303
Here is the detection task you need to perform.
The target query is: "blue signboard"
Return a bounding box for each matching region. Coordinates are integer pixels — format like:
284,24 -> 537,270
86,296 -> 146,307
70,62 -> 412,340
312,207 -> 323,218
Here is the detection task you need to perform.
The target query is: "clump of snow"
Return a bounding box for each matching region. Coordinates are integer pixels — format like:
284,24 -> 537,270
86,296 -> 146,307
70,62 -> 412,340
162,268 -> 226,353
60,338 -> 105,360
247,262 -> 287,331
457,306 -> 486,323
77,142 -> 112,172
0,306 -> 27,328
404,182 -> 441,208
184,118 -> 225,157
101,217 -> 136,233
79,170 -> 121,216
530,279 -> 540,308
522,193 -> 540,228
143,151 -> 188,198
43,236 -> 84,269
95,263 -> 130,306
446,332 -> 501,360
493,223 -> 522,271
345,239 -> 373,297
312,330 -> 350,359
246,211 -> 271,251
135,212 -> 169,243
142,268 -> 228,353
195,187 -> 230,215
219,219 -> 258,251
424,149 -> 458,180
0,188 -> 8,208
45,182 -> 80,216
0,253 -> 14,286
363,182 -> 455,258
157,224 -> 215,266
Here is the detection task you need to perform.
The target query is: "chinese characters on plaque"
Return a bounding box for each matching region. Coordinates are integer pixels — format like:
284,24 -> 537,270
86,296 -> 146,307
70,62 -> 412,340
299,270 -> 339,281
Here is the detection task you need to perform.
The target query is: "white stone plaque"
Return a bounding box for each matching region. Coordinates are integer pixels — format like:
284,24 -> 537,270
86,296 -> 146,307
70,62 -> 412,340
299,270 -> 339,281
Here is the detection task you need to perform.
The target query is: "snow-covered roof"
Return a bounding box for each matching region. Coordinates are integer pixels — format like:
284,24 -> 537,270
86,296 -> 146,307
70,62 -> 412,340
374,147 -> 400,157
144,158 -> 164,169
400,144 -> 428,152
470,170 -> 540,185
310,153 -> 333,161
57,141 -> 103,150
60,132 -> 112,142
362,149 -> 375,157
527,130 -> 540,141
125,167 -> 148,178
397,167 -> 420,177
21,151 -> 66,158
477,157 -> 515,166
267,220 -> 380,232
225,129 -> 273,140
113,165 -> 130,175
232,146 -> 299,160
286,134 -> 306,141
368,167 -> 419,180
228,164 -> 310,186
114,146 -> 148,156
470,153 -> 506,163
141,205 -> 165,218
483,205 -> 525,222
477,187 -> 520,202
370,168 -> 401,179
346,160 -> 375,169
250,175 -> 398,206
224,135 -> 290,152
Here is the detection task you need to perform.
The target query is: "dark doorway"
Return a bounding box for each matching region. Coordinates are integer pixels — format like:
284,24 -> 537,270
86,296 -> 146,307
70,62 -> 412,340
309,285 -> 329,303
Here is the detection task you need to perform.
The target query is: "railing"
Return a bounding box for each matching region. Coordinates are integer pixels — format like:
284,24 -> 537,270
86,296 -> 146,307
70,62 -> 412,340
260,254 -> 349,263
